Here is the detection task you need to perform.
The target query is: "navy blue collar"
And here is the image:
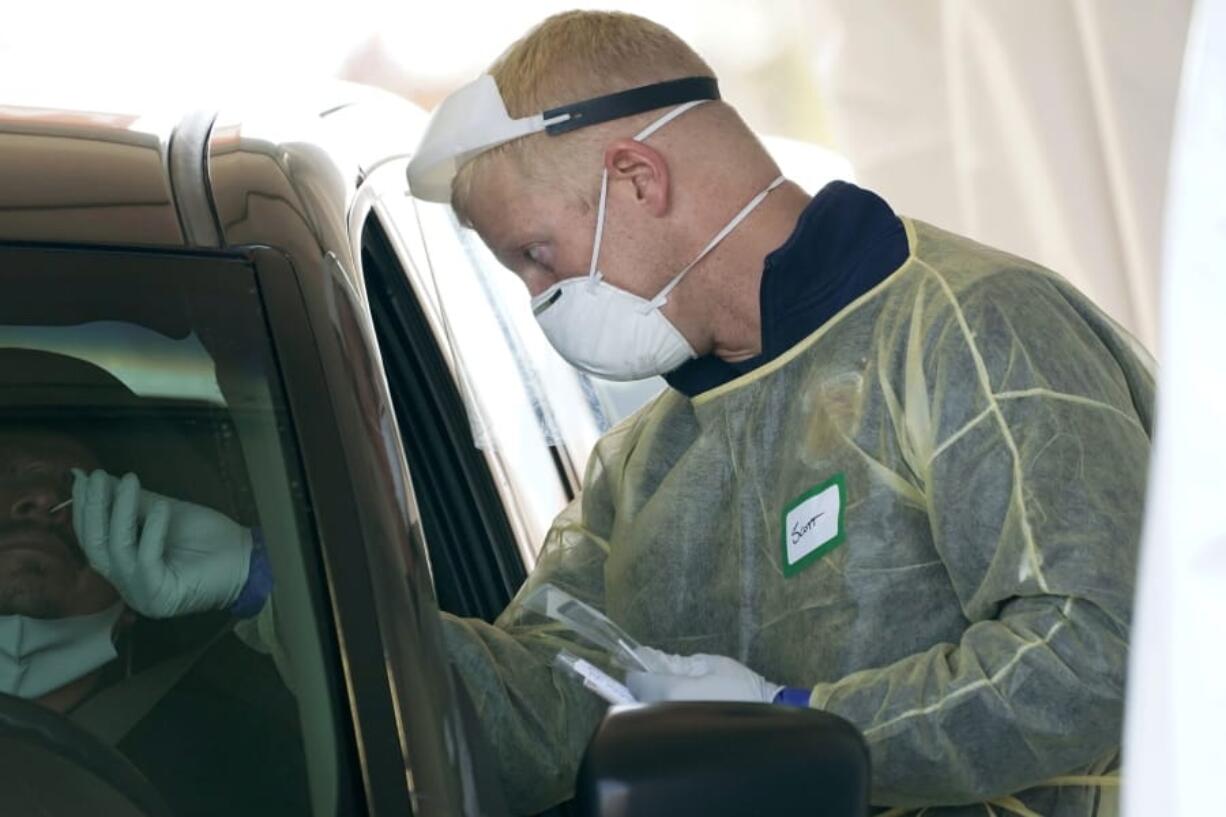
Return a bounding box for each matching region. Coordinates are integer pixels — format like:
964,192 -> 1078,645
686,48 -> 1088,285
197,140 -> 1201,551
664,181 -> 908,398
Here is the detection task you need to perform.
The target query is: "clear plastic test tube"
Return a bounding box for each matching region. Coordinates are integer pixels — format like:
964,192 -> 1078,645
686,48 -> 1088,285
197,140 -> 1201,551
554,650 -> 637,705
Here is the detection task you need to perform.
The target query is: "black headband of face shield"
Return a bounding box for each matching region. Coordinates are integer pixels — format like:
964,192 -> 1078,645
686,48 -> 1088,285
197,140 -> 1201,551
542,76 -> 721,136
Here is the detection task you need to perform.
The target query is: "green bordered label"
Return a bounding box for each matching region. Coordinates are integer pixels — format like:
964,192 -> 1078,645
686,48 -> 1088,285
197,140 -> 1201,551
781,474 -> 846,577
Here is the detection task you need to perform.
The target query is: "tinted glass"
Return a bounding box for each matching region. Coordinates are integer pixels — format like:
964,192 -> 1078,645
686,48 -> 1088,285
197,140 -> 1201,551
0,246 -> 344,817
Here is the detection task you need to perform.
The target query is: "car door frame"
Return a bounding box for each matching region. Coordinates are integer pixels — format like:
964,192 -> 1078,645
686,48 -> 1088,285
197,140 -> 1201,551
251,239 -> 503,816
204,105 -> 511,816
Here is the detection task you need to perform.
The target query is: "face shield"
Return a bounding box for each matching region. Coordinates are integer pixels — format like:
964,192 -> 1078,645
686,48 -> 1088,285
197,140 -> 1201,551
406,74 -> 720,202
400,73 -> 721,500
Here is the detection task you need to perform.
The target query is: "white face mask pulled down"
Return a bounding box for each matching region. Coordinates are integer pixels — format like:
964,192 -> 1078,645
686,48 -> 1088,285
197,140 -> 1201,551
0,602 -> 123,698
531,101 -> 785,381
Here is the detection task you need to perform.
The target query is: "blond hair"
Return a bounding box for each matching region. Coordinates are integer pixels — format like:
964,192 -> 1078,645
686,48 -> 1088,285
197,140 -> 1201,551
452,10 -> 716,225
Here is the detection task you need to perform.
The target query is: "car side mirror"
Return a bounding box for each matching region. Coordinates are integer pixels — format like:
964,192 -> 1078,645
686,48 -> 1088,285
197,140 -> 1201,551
574,702 -> 870,817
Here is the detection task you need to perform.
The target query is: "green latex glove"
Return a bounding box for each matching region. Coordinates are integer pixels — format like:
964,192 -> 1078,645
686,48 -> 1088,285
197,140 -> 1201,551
71,469 -> 252,618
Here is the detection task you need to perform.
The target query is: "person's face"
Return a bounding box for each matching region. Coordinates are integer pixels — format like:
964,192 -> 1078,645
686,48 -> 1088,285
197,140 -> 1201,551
466,147 -> 679,303
0,431 -> 119,618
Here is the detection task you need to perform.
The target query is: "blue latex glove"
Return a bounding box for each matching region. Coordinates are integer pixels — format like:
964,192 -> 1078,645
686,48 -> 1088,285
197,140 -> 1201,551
71,469 -> 253,618
626,646 -> 784,704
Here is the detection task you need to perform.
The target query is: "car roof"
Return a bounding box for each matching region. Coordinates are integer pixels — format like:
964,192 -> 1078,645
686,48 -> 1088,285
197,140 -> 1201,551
1,80 -> 850,278
0,81 -> 426,249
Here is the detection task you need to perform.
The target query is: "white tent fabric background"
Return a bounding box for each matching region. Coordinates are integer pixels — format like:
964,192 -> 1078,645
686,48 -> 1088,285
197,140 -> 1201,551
807,0 -> 1193,354
1122,0 -> 1226,813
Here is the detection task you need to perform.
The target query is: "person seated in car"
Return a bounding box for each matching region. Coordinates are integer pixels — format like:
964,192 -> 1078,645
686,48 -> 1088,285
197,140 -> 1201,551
0,427 -> 305,817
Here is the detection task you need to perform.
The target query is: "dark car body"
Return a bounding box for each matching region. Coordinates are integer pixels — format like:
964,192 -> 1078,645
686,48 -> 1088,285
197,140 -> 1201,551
0,85 -> 518,816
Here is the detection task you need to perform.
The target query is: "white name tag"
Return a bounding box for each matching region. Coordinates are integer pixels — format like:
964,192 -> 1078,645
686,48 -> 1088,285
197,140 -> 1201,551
782,476 -> 845,576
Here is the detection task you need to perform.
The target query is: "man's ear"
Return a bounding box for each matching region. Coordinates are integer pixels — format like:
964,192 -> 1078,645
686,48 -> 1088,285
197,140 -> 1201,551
604,138 -> 670,217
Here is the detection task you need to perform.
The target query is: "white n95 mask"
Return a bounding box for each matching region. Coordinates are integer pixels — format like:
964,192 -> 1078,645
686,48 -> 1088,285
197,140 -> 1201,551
0,602 -> 124,698
531,100 -> 784,381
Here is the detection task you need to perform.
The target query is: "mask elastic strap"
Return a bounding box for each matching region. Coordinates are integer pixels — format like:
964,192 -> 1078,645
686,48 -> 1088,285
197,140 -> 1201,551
633,99 -> 709,141
650,175 -> 786,308
587,168 -> 611,283
587,99 -> 713,286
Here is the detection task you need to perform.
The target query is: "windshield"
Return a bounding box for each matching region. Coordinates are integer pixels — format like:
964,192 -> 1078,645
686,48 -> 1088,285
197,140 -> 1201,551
403,194 -> 663,487
0,246 -> 348,817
